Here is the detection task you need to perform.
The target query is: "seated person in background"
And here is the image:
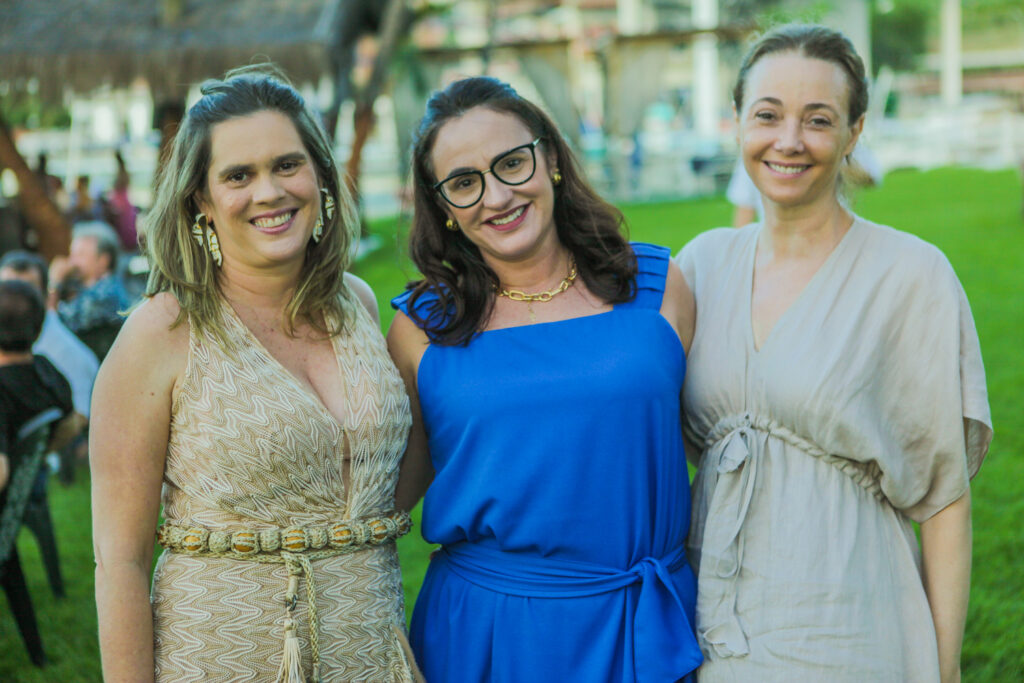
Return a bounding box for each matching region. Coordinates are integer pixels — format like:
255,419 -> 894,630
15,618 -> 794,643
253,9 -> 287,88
1,250 -> 98,428
52,221 -> 133,357
0,281 -> 79,491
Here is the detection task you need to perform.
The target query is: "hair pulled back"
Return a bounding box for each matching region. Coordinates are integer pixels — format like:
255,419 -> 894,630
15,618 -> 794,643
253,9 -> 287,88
733,24 -> 868,124
733,24 -> 872,192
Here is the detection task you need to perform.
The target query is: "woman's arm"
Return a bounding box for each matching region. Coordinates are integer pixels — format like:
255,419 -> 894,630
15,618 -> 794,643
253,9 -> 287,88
386,311 -> 434,511
920,488 -> 972,683
91,294 -> 187,683
661,261 -> 697,354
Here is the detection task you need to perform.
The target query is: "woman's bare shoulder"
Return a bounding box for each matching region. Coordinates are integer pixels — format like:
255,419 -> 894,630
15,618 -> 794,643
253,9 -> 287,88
344,272 -> 380,326
101,292 -> 189,385
120,293 -> 187,345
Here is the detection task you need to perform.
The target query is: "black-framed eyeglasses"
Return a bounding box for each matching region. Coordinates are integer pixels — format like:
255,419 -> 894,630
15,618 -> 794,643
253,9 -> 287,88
433,138 -> 542,208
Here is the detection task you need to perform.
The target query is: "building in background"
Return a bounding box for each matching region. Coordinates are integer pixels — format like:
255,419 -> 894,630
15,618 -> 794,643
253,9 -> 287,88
2,0 -> 1023,220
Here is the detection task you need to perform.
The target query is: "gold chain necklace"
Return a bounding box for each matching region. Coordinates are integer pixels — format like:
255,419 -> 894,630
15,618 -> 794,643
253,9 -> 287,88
497,258 -> 578,321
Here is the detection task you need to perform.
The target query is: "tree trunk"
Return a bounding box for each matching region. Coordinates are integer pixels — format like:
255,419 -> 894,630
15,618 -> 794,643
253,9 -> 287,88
0,110 -> 70,260
344,0 -> 411,200
344,103 -> 376,199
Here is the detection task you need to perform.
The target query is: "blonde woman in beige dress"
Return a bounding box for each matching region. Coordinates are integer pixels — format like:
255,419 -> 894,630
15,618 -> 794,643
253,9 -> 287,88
91,68 -> 420,682
676,25 -> 992,683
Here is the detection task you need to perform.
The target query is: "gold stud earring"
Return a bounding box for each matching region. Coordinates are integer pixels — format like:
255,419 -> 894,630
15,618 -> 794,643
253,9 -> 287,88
445,218 -> 459,232
552,169 -> 562,186
192,213 -> 222,267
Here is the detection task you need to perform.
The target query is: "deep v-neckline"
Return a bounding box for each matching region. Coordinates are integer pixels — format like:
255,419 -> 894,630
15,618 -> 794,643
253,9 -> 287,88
746,218 -> 860,354
221,299 -> 349,433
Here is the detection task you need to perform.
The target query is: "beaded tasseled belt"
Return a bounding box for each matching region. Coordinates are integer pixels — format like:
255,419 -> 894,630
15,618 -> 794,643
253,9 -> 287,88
157,510 -> 414,683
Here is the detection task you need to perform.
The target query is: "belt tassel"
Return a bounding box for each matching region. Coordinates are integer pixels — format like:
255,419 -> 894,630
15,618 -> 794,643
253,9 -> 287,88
277,554 -> 322,683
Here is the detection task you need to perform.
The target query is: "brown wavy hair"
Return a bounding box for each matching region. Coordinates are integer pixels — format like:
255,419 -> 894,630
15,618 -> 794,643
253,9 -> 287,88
405,76 -> 636,346
142,64 -> 359,344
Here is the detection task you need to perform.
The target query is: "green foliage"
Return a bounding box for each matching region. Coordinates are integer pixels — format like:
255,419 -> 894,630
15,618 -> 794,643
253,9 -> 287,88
963,0 -> 1024,29
754,0 -> 833,28
871,1 -> 930,75
0,92 -> 71,130
1,168 -> 1021,681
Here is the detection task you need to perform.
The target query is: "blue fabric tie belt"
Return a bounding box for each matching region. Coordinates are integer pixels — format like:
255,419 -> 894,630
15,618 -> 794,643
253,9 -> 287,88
439,543 -> 703,682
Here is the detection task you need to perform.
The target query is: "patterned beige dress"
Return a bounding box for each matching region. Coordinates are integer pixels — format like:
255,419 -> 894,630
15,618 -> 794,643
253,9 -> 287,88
676,217 -> 992,682
150,289 -> 417,681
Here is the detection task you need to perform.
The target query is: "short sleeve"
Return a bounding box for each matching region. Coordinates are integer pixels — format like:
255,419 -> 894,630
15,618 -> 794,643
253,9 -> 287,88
871,244 -> 992,522
674,239 -> 698,293
391,286 -> 452,333
390,288 -> 417,318
674,227 -> 734,294
630,242 -> 670,310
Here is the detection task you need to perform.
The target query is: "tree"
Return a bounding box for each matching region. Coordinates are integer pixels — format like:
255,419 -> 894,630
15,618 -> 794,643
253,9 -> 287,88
0,110 -> 70,260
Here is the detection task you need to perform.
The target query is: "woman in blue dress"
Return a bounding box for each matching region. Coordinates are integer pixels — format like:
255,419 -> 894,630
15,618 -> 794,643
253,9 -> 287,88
387,76 -> 702,682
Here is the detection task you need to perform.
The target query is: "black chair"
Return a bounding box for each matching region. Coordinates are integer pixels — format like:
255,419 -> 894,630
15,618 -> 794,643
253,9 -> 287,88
0,408 -> 62,668
23,464 -> 66,598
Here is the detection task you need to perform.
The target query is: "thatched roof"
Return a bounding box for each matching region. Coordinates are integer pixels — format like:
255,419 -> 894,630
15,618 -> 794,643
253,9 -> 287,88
0,0 -> 343,102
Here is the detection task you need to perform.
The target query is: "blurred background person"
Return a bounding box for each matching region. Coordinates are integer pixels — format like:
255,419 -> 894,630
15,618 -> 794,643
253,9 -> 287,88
104,150 -> 139,251
68,175 -> 101,224
677,24 -> 991,682
0,250 -> 97,433
50,221 -> 133,360
389,76 -> 702,683
0,250 -> 98,482
91,67 -> 419,682
0,278 -> 82,665
0,279 -> 81,491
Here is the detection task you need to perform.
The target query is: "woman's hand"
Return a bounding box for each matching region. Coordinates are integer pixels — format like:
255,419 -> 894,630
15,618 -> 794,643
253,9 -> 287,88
920,488 -> 972,683
91,293 -> 187,683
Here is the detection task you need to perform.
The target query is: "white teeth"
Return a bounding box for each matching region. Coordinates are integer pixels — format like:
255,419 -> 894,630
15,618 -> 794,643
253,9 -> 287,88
767,163 -> 807,175
252,212 -> 294,228
490,206 -> 525,225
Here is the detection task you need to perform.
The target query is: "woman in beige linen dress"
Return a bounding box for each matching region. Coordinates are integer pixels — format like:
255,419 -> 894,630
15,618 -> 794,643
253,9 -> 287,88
676,25 -> 992,682
91,67 -> 419,682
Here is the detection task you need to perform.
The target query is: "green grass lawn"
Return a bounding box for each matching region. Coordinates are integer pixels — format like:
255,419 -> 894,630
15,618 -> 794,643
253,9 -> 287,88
2,167 -> 1021,681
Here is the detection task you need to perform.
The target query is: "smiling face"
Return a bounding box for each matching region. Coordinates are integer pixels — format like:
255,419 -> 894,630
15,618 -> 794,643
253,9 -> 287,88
430,107 -> 559,266
738,51 -> 863,213
196,109 -> 320,272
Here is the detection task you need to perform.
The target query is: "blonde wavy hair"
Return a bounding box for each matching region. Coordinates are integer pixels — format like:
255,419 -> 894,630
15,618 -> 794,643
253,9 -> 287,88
141,64 -> 359,343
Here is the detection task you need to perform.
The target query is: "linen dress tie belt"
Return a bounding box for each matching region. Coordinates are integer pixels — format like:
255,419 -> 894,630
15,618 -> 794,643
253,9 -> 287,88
694,413 -> 886,659
440,542 -> 703,683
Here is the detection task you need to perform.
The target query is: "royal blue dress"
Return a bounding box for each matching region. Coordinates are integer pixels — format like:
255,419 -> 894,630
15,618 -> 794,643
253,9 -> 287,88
391,243 -> 702,683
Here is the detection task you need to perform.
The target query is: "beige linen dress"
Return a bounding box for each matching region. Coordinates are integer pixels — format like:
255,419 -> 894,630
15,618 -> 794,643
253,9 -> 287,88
676,217 -> 992,682
150,290 -> 417,681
